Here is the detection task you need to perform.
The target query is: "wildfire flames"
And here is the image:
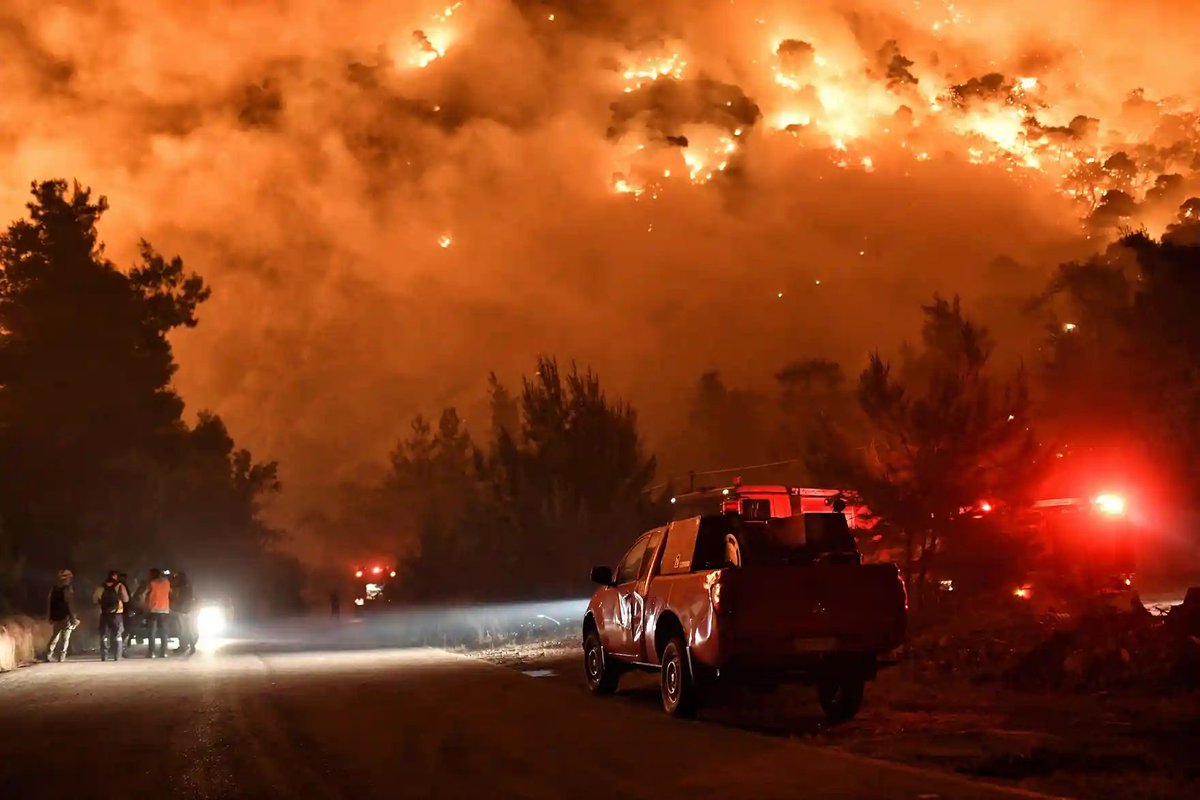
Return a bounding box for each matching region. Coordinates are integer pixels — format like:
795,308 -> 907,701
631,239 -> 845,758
596,2 -> 1200,225
402,3 -> 463,67
2,0 -> 1198,518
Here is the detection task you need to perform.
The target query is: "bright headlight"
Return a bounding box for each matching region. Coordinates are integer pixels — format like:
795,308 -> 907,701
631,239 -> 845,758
196,605 -> 227,638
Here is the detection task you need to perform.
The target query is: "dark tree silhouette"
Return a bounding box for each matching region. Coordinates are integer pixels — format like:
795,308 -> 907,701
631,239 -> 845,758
1041,231 -> 1200,502
373,357 -> 662,602
487,371 -> 519,440
661,371 -> 774,483
810,296 -> 1037,605
490,357 -> 660,594
775,358 -> 858,464
0,181 -> 291,613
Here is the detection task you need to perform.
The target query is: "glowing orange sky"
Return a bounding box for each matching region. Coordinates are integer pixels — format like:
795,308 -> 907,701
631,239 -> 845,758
2,0 -> 1198,554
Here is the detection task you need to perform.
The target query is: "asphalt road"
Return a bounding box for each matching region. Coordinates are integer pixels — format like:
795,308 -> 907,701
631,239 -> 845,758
0,634 -> 1057,800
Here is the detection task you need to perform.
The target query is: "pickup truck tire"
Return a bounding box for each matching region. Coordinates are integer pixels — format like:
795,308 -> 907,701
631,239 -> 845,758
584,631 -> 620,694
660,637 -> 698,718
817,675 -> 864,723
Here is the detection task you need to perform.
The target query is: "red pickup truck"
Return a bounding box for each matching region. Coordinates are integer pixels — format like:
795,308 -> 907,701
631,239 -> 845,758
583,512 -> 907,721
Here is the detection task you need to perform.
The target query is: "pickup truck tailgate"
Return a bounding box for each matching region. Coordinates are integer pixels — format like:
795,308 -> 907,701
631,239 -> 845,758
721,563 -> 906,657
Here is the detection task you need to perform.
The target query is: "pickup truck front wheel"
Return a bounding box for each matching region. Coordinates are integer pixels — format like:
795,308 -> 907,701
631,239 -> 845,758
817,675 -> 864,723
660,637 -> 698,718
584,631 -> 620,694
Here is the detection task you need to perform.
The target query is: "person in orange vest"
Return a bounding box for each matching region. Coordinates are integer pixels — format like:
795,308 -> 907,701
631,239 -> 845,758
144,568 -> 172,658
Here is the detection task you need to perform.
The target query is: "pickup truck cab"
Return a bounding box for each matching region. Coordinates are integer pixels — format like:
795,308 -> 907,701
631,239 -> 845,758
583,512 -> 907,720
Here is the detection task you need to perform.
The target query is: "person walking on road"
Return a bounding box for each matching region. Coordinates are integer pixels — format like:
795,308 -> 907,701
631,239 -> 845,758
144,568 -> 172,658
45,569 -> 79,662
171,571 -> 197,656
94,570 -> 130,661
120,572 -> 138,651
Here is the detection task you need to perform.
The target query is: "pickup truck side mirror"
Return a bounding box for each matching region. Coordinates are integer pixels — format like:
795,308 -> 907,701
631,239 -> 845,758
590,566 -> 614,586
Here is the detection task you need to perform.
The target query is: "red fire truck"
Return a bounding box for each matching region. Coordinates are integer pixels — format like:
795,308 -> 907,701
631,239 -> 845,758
1013,491 -> 1138,607
351,564 -> 398,614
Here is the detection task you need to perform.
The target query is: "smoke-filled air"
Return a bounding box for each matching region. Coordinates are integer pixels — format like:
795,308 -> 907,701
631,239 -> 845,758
4,0 -> 1200,561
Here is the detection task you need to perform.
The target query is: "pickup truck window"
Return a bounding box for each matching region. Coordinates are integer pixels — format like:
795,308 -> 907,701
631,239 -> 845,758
615,534 -> 649,584
740,498 -> 772,521
733,514 -> 859,566
638,528 -> 665,580
692,517 -> 731,570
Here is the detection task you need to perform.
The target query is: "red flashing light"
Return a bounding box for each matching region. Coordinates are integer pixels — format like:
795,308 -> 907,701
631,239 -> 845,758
372,566 -> 382,574
390,570 -> 397,578
354,569 -> 363,578
1014,585 -> 1032,600
979,501 -> 993,513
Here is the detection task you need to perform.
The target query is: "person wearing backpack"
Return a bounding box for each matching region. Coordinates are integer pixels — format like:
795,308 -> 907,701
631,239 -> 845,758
94,570 -> 131,662
119,572 -> 138,651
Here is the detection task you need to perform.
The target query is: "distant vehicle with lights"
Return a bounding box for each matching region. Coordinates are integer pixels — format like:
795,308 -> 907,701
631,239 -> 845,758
195,597 -> 233,642
956,490 -> 1137,609
352,564 -> 398,615
1018,491 -> 1138,608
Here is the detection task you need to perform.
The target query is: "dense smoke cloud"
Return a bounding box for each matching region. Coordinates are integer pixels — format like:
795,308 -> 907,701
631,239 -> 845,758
2,0 -> 1197,559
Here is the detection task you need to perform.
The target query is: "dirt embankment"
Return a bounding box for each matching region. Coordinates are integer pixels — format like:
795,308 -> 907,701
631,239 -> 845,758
0,616 -> 50,671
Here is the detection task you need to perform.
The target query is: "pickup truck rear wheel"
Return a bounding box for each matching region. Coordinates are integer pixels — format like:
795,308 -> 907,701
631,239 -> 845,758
817,675 -> 864,723
660,637 -> 698,718
584,631 -> 620,694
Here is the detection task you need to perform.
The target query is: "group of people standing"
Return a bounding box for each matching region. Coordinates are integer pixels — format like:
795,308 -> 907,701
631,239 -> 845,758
45,567 -> 198,662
